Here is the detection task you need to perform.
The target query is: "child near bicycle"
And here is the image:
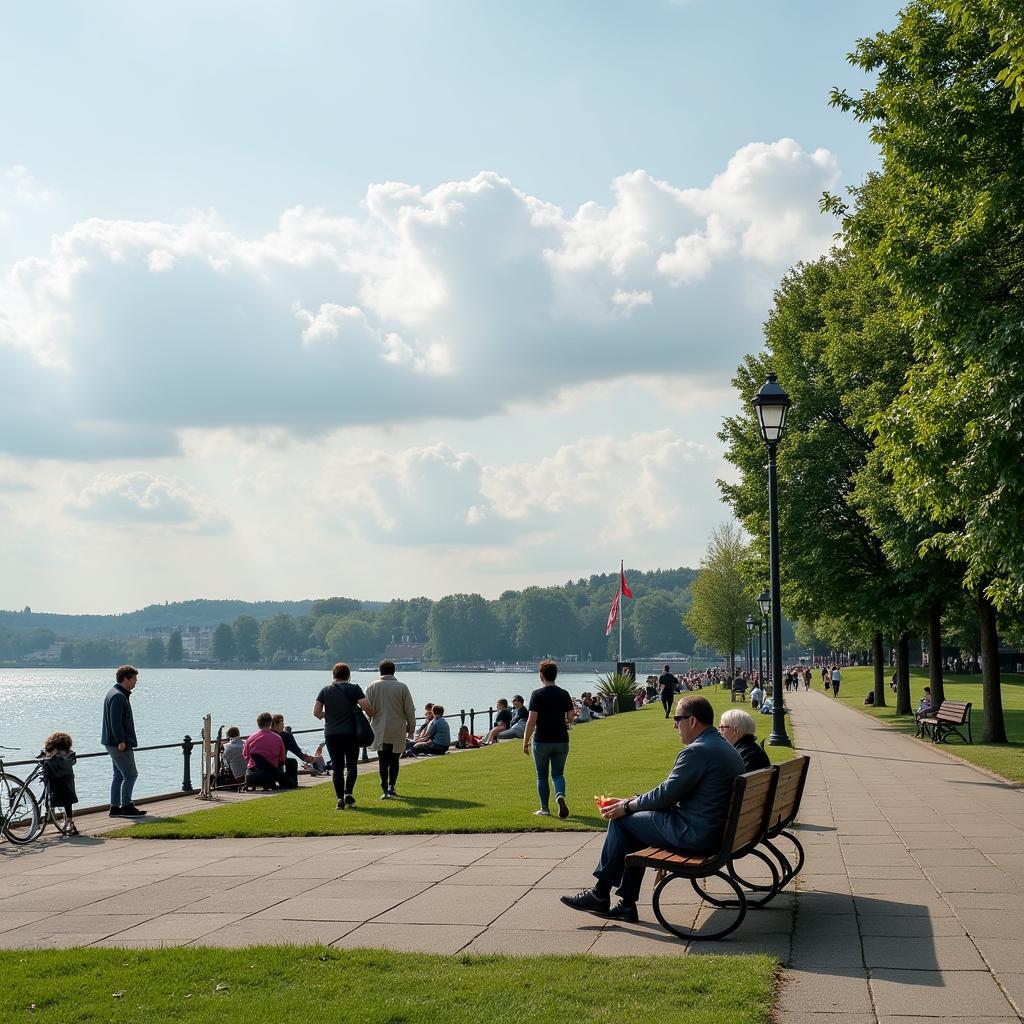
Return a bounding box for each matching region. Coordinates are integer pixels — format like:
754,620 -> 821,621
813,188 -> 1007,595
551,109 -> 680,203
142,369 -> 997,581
41,731 -> 79,836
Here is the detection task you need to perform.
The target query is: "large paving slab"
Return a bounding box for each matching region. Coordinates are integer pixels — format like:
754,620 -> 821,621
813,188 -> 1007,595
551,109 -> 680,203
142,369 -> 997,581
1,690 -> 1023,1022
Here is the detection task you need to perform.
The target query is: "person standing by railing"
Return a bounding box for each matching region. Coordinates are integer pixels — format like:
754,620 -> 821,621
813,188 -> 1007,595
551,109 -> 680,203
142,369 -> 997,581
101,665 -> 147,817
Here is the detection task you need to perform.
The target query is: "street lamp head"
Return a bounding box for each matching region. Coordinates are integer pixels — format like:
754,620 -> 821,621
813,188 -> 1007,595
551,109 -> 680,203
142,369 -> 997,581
745,614 -> 755,635
752,373 -> 791,444
757,590 -> 771,617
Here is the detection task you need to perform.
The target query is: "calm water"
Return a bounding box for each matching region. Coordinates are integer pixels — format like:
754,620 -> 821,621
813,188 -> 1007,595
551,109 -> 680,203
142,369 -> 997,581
0,668 -> 608,807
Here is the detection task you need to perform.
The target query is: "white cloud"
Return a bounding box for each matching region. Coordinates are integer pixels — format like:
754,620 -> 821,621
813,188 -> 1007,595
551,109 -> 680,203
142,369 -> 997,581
0,140 -> 839,460
3,165 -> 59,206
67,472 -> 227,533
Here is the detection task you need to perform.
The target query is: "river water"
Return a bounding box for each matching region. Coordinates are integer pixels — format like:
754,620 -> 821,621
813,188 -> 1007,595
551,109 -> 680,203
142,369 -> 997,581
0,667 -> 611,807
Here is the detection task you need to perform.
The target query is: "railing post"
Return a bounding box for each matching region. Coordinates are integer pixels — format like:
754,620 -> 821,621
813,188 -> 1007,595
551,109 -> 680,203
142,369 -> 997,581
460,709 -> 466,726
488,706 -> 494,729
181,735 -> 195,792
470,708 -> 475,734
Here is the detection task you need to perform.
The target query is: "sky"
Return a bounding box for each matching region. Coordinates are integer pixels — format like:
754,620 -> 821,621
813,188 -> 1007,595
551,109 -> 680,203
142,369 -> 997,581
0,0 -> 900,614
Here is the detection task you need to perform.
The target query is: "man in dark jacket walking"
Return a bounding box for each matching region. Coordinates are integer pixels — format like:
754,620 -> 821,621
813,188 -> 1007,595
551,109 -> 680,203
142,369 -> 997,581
101,665 -> 146,817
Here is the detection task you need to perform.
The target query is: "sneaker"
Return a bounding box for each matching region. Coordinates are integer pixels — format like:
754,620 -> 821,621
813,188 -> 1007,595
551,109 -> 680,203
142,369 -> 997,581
119,804 -> 147,817
381,791 -> 392,800
387,787 -> 397,798
345,794 -> 356,806
605,900 -> 639,923
336,799 -> 346,810
108,805 -> 123,817
560,889 -> 611,917
556,794 -> 570,819
533,808 -> 551,816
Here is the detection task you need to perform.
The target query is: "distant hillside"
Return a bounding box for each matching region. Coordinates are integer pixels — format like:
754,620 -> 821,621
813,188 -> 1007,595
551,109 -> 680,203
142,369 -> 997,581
0,598 -> 323,639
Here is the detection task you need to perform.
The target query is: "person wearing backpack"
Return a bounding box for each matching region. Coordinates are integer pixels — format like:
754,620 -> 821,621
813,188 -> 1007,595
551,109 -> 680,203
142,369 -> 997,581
314,662 -> 374,810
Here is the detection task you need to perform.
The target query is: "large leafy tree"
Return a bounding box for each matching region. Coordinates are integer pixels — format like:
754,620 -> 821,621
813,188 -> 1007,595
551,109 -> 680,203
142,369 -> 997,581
831,1 -> 1024,739
685,523 -> 755,676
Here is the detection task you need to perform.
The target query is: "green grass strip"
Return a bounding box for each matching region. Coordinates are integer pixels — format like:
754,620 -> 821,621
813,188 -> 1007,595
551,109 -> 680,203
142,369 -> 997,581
827,667 -> 1024,783
117,694 -> 794,838
2,947 -> 777,1024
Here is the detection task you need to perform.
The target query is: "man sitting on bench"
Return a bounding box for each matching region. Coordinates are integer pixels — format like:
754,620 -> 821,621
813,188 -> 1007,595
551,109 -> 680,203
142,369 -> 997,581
560,695 -> 745,923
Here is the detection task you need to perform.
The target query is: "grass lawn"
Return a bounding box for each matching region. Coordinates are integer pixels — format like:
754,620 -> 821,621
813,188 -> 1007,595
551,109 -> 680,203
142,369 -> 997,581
2,947 -> 777,1024
832,666 -> 1024,783
117,691 -> 794,838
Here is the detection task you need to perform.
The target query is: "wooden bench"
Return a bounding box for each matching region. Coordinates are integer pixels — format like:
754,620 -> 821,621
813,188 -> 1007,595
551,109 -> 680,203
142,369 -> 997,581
918,700 -> 972,744
625,767 -> 778,941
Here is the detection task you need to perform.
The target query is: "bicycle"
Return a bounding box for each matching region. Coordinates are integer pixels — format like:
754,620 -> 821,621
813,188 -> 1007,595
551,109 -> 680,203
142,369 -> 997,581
0,748 -> 42,844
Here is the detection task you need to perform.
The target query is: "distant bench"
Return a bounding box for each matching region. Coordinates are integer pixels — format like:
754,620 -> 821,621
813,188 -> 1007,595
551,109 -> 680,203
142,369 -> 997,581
918,700 -> 972,744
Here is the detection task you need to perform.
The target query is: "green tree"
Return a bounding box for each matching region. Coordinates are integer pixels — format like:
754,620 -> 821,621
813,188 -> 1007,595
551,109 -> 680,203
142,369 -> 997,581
258,614 -> 301,662
166,629 -> 183,663
685,523 -> 755,677
326,615 -> 379,662
515,588 -> 579,659
211,623 -> 236,662
144,636 -> 166,667
631,591 -> 693,655
831,1 -> 1024,739
425,594 -> 502,663
233,615 -> 260,662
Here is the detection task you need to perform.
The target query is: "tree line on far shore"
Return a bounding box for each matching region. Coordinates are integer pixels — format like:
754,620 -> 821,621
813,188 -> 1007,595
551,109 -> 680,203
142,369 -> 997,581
5,568 -> 700,668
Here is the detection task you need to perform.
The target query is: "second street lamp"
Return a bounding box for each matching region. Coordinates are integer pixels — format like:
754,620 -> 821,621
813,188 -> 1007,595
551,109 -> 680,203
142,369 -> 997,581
757,590 -> 770,685
753,373 -> 792,746
745,614 -> 755,674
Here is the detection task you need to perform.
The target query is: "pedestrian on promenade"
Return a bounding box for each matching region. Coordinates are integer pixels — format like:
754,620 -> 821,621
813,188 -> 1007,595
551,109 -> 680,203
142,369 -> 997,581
314,662 -> 374,810
830,664 -> 842,698
658,664 -> 677,718
560,695 -> 744,923
523,659 -> 576,819
101,665 -> 147,818
41,731 -> 79,835
365,659 -> 417,800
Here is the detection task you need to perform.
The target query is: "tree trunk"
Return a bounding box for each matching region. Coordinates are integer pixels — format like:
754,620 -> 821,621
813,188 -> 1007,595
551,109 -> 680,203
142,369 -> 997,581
895,632 -> 912,715
977,585 -> 1007,743
928,601 -> 945,706
873,631 -> 886,707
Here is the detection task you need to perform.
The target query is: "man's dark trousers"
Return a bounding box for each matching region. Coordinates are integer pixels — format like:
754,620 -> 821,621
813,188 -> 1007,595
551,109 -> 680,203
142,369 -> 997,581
594,811 -> 692,903
661,694 -> 673,718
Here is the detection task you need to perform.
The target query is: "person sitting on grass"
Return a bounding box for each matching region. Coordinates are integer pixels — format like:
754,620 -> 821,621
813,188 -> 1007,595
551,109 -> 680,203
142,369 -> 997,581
455,725 -> 481,749
718,709 -> 770,771
481,699 -> 513,745
487,695 -> 529,743
242,712 -> 297,789
409,705 -> 451,756
41,731 -> 79,836
222,726 -> 247,785
413,704 -> 435,742
560,695 -> 745,924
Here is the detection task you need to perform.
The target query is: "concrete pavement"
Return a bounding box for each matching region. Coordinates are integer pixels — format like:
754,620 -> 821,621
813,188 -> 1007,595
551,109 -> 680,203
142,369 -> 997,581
1,689 -> 1022,1023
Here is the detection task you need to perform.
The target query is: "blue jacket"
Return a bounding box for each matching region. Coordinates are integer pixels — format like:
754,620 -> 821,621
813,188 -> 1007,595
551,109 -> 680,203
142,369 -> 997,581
632,727 -> 745,852
101,684 -> 138,748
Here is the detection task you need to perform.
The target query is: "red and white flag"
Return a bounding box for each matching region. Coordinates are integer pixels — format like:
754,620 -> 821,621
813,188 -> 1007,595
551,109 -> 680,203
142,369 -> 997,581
620,562 -> 632,599
604,589 -> 620,636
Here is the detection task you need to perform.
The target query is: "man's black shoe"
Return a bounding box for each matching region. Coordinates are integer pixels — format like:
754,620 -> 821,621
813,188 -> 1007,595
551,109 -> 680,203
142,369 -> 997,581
108,805 -> 123,817
119,804 -> 147,817
560,889 -> 611,917
605,900 -> 639,923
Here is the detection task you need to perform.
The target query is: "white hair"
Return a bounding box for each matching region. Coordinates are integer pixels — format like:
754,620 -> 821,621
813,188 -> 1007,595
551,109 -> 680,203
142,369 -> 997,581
720,709 -> 757,738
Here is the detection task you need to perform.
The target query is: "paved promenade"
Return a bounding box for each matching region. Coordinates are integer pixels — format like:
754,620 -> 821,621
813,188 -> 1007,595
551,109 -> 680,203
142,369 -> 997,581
1,690 -> 1022,1022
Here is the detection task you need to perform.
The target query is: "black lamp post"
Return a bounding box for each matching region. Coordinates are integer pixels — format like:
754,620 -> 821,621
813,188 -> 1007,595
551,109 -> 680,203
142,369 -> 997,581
745,614 -> 755,674
753,373 -> 792,746
757,590 -> 770,685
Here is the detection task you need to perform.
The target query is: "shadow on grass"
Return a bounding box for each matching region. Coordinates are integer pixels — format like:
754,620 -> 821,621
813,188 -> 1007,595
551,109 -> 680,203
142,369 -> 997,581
349,795 -> 484,819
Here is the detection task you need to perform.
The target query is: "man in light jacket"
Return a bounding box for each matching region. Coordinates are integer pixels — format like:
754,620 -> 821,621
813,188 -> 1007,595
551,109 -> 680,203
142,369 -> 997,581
560,694 -> 744,923
365,660 -> 417,800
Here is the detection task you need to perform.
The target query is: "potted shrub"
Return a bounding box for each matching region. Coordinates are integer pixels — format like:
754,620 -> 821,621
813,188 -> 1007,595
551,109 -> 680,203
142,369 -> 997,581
595,671 -> 638,714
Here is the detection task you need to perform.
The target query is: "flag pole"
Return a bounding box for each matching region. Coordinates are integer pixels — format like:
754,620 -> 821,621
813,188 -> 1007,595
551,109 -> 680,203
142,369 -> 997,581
618,559 -> 624,663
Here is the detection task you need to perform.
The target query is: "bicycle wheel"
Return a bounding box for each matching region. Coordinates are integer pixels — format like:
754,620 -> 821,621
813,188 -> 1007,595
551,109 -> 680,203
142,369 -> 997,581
1,772 -> 42,844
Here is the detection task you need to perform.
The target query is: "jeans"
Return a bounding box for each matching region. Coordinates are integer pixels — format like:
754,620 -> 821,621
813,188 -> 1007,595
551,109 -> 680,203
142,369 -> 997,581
593,811 -> 691,903
532,741 -> 569,809
325,734 -> 360,799
105,745 -> 138,808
